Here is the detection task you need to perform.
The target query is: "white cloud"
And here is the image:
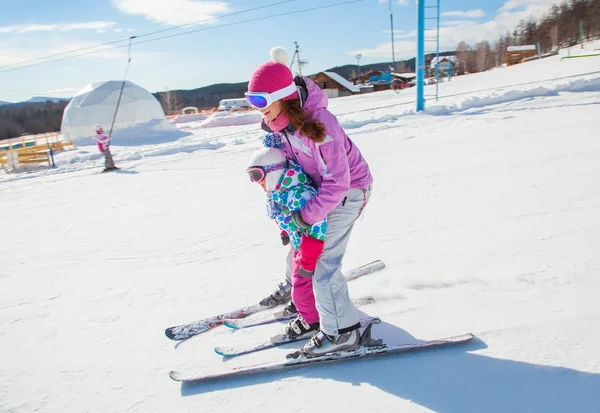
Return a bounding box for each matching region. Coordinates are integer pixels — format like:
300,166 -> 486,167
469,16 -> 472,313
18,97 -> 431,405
0,53 -> 26,66
42,87 -> 81,97
113,0 -> 230,25
350,40 -> 416,60
352,0 -> 558,59
0,22 -> 116,34
395,31 -> 417,39
500,0 -> 529,12
441,9 -> 486,18
441,20 -> 473,27
378,0 -> 409,5
383,29 -> 417,39
0,41 -> 132,67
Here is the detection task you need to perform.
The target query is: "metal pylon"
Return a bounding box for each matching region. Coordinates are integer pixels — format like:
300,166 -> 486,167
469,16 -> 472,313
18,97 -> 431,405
424,0 -> 441,102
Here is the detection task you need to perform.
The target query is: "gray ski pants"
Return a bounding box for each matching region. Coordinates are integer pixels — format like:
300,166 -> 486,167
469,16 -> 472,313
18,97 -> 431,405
286,186 -> 372,335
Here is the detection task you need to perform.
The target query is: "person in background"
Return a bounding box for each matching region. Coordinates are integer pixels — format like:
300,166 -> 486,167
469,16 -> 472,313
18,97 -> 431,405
92,124 -> 118,172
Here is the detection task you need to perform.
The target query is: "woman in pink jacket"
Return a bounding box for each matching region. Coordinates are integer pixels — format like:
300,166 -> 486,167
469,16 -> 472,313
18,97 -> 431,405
247,47 -> 373,357
92,124 -> 118,172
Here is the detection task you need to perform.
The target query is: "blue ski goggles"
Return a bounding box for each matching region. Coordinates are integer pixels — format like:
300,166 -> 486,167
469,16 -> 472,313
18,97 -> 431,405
245,83 -> 297,109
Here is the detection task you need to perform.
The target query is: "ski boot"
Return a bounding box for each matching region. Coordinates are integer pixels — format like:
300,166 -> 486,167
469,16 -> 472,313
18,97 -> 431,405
281,301 -> 298,317
284,315 -> 320,340
259,279 -> 292,308
301,328 -> 361,358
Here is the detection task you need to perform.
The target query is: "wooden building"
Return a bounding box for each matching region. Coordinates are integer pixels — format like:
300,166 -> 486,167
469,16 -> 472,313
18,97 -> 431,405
506,45 -> 537,66
312,72 -> 360,98
430,56 -> 456,76
391,73 -> 417,91
350,70 -> 382,85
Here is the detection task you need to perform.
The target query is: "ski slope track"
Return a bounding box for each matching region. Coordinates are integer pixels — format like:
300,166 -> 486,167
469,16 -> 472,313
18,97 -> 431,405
1,41 -> 600,412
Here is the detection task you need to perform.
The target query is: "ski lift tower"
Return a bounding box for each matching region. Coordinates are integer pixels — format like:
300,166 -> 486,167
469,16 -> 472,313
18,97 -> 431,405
416,0 -> 440,112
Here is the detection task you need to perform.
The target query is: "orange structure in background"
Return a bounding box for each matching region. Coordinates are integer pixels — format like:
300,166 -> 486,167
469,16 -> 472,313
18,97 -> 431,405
506,45 -> 537,66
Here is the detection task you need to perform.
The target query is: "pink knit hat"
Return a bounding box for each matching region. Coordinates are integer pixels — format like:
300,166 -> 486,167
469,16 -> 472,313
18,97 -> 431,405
248,47 -> 298,100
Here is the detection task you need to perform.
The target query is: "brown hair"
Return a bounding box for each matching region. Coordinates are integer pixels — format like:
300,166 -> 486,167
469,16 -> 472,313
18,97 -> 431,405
283,99 -> 326,143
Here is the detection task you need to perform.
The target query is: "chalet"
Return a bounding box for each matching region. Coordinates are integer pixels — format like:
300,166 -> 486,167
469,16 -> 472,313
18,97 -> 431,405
350,70 -> 382,85
311,72 -> 360,98
430,56 -> 456,76
391,73 -> 417,91
506,45 -> 537,65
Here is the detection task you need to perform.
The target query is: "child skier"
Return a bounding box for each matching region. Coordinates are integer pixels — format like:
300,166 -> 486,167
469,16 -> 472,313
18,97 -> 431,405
92,124 -> 118,172
247,140 -> 326,339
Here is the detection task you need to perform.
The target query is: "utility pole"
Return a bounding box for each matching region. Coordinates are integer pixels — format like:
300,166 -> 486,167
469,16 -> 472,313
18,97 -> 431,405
290,41 -> 309,76
416,0 -> 425,111
389,0 -> 395,66
356,54 -> 362,83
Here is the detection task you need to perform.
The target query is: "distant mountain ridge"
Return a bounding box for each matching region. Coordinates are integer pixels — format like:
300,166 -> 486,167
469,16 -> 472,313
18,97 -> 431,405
26,96 -> 70,104
0,96 -> 70,106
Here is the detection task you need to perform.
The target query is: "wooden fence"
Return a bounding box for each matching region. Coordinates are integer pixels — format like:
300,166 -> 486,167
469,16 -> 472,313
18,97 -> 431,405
1,132 -> 76,171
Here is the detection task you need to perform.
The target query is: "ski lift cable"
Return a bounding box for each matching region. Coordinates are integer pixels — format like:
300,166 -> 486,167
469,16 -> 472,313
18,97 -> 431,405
0,0 -> 364,75
112,0 -> 367,47
0,0 -> 295,71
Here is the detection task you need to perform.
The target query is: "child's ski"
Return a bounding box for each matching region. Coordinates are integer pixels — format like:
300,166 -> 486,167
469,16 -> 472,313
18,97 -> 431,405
164,260 -> 385,341
170,332 -> 476,383
215,317 -> 381,357
223,296 -> 376,330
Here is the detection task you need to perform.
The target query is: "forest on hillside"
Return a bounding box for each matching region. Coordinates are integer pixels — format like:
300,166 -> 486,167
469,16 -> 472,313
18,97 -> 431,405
454,0 -> 600,73
0,101 -> 69,141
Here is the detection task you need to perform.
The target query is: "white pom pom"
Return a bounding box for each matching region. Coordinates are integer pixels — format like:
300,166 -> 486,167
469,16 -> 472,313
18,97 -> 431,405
270,47 -> 289,65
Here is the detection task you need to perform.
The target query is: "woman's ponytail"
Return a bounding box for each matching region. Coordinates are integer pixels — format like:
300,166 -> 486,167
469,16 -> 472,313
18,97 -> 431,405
283,100 -> 326,143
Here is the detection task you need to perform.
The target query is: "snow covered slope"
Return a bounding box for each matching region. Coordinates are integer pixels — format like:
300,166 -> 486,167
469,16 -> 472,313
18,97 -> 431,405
1,41 -> 599,413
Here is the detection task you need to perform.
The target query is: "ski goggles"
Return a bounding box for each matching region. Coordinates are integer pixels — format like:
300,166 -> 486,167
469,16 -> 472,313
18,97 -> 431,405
246,160 -> 288,183
245,83 -> 297,109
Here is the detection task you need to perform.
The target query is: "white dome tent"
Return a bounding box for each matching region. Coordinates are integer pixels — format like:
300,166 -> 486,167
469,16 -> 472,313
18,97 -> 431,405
61,80 -> 187,145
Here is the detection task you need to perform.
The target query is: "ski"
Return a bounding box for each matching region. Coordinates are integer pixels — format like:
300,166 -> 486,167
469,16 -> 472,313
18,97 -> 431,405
223,296 -> 376,330
215,316 -> 381,357
170,332 -> 475,383
164,260 -> 385,341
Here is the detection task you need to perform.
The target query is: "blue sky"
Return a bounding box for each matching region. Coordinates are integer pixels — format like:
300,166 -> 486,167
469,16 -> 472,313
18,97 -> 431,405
0,0 -> 558,102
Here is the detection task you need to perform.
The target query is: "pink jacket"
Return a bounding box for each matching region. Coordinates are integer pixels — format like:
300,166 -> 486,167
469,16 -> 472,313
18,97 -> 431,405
279,77 -> 373,224
92,132 -> 111,152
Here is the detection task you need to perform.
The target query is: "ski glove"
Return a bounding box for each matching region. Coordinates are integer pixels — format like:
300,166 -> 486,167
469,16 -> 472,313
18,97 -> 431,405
298,235 -> 325,278
291,210 -> 311,232
280,230 -> 290,246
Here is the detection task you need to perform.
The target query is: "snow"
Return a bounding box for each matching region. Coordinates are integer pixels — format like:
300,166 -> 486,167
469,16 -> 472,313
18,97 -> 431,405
1,40 -> 600,412
323,71 -> 361,93
507,45 -> 537,51
196,110 -> 263,128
